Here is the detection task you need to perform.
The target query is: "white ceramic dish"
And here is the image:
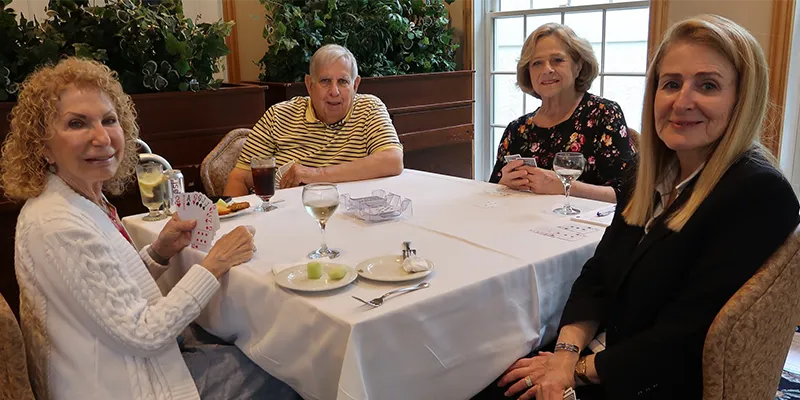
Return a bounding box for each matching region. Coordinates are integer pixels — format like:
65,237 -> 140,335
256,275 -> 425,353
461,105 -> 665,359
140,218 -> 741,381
218,206 -> 254,219
274,263 -> 357,292
355,255 -> 434,282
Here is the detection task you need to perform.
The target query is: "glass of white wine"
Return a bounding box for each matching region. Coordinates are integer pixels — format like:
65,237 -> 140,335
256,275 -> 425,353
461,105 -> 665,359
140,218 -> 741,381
552,152 -> 586,216
302,183 -> 341,259
135,162 -> 168,221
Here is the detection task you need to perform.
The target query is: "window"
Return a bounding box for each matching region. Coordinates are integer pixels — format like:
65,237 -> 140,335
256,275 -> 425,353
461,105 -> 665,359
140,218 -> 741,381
485,0 -> 650,170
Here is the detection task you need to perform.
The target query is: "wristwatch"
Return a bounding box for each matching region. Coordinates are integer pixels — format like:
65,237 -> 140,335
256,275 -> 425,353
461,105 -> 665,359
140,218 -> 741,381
574,357 -> 592,385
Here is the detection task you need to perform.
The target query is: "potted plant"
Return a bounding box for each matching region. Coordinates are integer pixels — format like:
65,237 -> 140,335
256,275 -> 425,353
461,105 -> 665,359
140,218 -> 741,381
251,0 -> 475,179
0,0 -> 268,199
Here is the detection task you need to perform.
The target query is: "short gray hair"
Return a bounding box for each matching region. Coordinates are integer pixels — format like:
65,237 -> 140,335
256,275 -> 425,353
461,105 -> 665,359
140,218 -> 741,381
309,44 -> 359,79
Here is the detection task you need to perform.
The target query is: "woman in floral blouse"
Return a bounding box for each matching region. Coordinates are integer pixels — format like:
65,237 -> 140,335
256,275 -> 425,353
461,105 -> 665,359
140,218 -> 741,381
490,23 -> 636,202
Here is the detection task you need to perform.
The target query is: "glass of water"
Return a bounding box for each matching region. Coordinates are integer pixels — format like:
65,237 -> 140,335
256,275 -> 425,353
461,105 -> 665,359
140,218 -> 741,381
135,162 -> 168,221
552,152 -> 586,216
302,183 -> 341,259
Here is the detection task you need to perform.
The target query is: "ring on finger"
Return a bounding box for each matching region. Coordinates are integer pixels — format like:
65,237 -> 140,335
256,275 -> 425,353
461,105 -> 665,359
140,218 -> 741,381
525,376 -> 533,388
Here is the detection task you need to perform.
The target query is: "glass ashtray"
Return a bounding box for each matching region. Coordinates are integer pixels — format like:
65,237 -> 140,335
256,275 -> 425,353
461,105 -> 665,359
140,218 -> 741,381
340,190 -> 413,222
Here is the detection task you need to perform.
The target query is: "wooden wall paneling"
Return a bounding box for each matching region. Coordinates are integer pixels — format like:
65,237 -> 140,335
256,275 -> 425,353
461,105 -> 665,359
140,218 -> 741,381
764,0 -> 797,155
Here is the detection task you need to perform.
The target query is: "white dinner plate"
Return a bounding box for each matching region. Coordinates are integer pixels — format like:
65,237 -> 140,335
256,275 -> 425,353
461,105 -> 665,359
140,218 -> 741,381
355,255 -> 434,282
218,205 -> 254,220
274,263 -> 357,292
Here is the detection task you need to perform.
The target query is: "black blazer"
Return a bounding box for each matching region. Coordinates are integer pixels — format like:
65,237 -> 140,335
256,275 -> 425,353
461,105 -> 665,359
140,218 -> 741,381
559,151 -> 800,399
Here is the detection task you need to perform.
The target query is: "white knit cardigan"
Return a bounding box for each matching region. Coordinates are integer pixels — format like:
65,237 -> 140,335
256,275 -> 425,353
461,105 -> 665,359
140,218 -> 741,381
15,174 -> 220,400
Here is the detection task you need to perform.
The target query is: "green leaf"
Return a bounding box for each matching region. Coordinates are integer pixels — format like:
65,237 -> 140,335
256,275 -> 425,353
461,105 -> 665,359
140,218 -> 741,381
174,59 -> 190,75
178,81 -> 189,91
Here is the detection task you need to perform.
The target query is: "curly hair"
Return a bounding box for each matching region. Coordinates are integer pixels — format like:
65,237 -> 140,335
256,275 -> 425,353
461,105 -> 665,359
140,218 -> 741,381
0,57 -> 140,201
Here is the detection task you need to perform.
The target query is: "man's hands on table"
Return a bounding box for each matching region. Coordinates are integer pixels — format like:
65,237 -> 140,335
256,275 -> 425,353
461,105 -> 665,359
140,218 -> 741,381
280,163 -> 321,188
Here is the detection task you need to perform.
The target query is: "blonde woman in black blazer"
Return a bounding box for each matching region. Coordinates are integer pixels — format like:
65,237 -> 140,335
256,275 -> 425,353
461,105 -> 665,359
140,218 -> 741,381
484,15 -> 800,400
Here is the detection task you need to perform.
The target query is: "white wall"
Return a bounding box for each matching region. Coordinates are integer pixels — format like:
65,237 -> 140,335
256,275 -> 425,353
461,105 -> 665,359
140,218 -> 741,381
782,6 -> 800,194
668,0 -> 773,59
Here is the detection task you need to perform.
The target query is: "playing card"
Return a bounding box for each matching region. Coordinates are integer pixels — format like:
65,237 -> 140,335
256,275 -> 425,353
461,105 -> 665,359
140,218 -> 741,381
175,192 -> 219,252
504,154 -> 521,163
558,223 -> 601,235
521,157 -> 537,167
563,387 -> 577,400
531,226 -> 584,241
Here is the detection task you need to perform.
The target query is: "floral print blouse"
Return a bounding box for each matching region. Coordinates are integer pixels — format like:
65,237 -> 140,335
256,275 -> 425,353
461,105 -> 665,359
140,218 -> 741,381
490,92 -> 636,194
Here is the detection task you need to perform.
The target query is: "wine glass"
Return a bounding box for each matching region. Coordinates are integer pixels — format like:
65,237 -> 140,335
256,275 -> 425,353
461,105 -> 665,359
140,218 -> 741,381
552,152 -> 586,216
251,155 -> 277,212
302,183 -> 341,259
135,162 -> 168,221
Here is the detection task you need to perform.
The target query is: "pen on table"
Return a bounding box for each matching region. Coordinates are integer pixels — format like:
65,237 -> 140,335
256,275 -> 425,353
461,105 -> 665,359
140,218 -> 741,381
596,206 -> 616,217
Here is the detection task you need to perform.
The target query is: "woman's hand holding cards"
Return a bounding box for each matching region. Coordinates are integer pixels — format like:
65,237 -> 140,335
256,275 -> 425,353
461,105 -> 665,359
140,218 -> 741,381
498,159 -> 529,190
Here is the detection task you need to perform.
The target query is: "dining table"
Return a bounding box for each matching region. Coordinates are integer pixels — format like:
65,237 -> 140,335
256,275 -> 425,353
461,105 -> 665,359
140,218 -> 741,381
122,169 -> 612,400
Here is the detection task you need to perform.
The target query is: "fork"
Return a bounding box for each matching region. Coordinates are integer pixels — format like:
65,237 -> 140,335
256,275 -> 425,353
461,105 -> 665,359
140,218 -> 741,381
352,282 -> 430,307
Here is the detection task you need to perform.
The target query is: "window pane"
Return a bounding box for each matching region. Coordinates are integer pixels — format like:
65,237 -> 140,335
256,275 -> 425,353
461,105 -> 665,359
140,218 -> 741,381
526,14 -> 562,38
589,76 -> 601,97
564,11 -> 602,66
603,76 -> 645,132
525,94 -> 542,114
493,74 -> 524,125
604,41 -> 647,73
494,16 -> 525,72
605,8 -> 649,73
529,0 -> 567,11
493,127 -> 507,156
493,17 -> 525,72
499,0 -> 532,12
569,0 -> 610,7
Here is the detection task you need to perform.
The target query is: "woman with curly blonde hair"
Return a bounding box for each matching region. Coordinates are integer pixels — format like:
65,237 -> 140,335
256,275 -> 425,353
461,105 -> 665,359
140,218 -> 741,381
1,57 -> 299,400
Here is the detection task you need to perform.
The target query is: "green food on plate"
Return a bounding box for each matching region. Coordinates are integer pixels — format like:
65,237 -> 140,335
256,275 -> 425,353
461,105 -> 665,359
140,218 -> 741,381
307,261 -> 323,279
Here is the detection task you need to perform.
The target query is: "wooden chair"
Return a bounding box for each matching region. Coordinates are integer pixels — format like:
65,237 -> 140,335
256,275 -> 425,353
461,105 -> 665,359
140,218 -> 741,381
199,128 -> 251,196
628,126 -> 640,151
702,225 -> 800,400
0,293 -> 35,400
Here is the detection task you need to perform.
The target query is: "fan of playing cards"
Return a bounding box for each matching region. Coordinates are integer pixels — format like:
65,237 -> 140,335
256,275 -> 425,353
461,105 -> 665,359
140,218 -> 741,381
173,192 -> 220,252
504,154 -> 538,167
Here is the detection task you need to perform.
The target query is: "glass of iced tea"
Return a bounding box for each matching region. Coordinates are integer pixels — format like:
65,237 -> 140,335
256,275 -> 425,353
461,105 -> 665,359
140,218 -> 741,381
135,162 -> 168,221
251,155 -> 277,212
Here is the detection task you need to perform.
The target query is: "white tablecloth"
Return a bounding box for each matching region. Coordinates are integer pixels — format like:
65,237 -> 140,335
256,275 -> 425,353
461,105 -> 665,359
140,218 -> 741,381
122,170 -> 610,400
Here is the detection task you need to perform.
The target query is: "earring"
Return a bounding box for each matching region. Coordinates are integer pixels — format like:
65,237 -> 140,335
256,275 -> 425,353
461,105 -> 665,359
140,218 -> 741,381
45,157 -> 56,173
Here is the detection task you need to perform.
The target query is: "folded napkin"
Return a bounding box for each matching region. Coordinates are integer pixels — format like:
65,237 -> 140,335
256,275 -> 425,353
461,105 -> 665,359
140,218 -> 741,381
272,257 -> 332,275
402,256 -> 430,273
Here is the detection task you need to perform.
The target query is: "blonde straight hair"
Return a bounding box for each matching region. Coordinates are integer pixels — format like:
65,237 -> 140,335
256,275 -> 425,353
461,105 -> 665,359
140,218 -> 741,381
622,14 -> 774,231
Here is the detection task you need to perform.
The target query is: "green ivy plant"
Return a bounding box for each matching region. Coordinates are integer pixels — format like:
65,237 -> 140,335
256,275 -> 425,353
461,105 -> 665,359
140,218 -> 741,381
39,0 -> 233,94
0,0 -> 59,101
258,0 -> 458,82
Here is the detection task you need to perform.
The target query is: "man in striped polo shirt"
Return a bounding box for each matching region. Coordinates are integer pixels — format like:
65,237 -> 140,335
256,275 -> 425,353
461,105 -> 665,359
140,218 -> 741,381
224,45 -> 403,195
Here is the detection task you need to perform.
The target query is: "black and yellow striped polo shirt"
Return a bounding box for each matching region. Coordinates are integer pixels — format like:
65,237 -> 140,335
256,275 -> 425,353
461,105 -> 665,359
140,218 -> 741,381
236,94 -> 402,171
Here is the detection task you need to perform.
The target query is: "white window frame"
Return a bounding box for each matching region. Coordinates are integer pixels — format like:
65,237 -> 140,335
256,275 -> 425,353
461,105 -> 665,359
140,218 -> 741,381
781,5 -> 800,195
475,0 -> 649,180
